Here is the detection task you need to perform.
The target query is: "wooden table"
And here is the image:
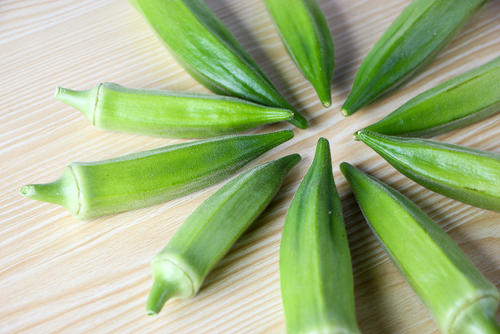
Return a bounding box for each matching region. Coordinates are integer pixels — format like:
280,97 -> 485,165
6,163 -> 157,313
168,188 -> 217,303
2,1 -> 499,333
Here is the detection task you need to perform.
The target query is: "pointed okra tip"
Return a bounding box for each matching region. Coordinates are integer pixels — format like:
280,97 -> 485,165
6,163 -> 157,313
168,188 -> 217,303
341,94 -> 360,116
281,153 -> 302,170
318,91 -> 332,108
353,129 -> 364,141
54,84 -> 100,123
282,109 -> 295,121
339,161 -> 351,173
289,110 -> 309,129
339,161 -> 358,181
315,137 -> 331,156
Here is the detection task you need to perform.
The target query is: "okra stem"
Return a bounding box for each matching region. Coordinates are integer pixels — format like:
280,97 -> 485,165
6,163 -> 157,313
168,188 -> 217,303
20,182 -> 62,206
146,281 -> 177,316
55,86 -> 99,123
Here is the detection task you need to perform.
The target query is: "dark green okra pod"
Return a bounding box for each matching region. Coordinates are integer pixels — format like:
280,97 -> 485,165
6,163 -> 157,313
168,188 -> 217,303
342,0 -> 488,116
356,130 -> 500,211
55,83 -> 293,138
147,154 -> 301,315
280,139 -> 360,334
365,56 -> 500,136
130,0 -> 308,129
264,0 -> 334,107
20,131 -> 293,219
341,162 -> 500,334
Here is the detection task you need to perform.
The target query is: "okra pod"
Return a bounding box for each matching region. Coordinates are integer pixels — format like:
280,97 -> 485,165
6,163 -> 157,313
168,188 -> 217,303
342,0 -> 488,116
264,0 -> 334,107
280,139 -> 360,334
55,83 -> 294,138
365,56 -> 500,137
19,131 -> 293,219
356,130 -> 500,211
341,162 -> 500,334
147,154 -> 301,315
130,0 -> 308,128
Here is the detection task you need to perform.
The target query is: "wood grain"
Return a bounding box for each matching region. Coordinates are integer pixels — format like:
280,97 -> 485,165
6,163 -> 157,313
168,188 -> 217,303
1,0 -> 499,333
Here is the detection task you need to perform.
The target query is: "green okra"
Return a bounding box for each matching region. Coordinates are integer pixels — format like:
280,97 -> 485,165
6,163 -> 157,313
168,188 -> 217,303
55,82 -> 294,138
341,162 -> 500,334
365,56 -> 500,137
355,130 -> 500,212
264,0 -> 334,107
19,131 -> 293,220
280,138 -> 360,334
130,0 -> 308,129
147,154 -> 301,315
342,0 -> 488,116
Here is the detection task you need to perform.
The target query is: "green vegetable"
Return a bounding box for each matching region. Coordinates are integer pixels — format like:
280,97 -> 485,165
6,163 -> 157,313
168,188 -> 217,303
355,130 -> 500,212
147,154 -> 301,315
280,138 -> 360,334
341,162 -> 500,334
342,0 -> 488,116
365,56 -> 500,136
55,83 -> 293,138
264,0 -> 334,107
19,131 -> 293,219
130,0 -> 308,129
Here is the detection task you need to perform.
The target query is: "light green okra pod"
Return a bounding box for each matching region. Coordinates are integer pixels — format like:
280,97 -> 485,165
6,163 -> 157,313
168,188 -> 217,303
19,131 -> 293,220
365,56 -> 500,137
342,0 -> 488,116
280,138 -> 360,334
130,0 -> 308,129
147,154 -> 301,315
264,0 -> 334,107
356,130 -> 500,212
341,162 -> 500,334
55,82 -> 294,138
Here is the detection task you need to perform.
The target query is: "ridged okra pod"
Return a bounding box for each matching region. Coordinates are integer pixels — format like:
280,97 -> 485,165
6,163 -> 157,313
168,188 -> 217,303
356,130 -> 500,211
280,139 -> 360,334
147,154 -> 301,315
264,0 -> 334,107
130,0 -> 308,129
341,162 -> 500,334
342,0 -> 488,116
55,83 -> 294,138
365,56 -> 500,137
19,131 -> 293,219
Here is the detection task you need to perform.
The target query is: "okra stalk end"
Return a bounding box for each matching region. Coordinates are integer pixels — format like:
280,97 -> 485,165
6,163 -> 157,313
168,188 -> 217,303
19,167 -> 80,217
146,255 -> 195,315
146,279 -> 180,316
55,85 -> 100,124
453,299 -> 500,334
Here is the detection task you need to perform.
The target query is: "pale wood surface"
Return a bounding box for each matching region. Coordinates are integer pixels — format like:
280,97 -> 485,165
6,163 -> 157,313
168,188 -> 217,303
1,1 -> 499,333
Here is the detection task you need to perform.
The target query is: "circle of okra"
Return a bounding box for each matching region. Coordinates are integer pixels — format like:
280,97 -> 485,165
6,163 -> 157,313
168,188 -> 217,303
19,0 -> 500,332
